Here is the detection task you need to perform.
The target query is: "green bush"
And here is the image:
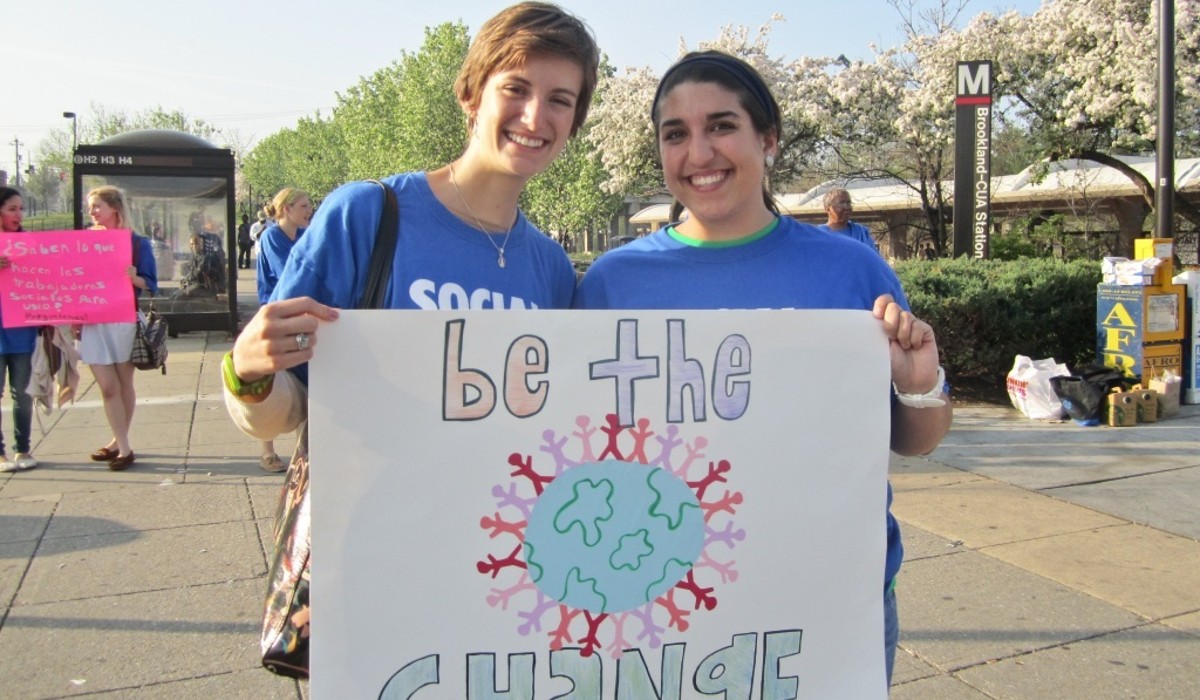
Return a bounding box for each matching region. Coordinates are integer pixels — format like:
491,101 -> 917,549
895,257 -> 1101,396
570,252 -> 596,273
20,213 -> 75,231
990,213 -> 1118,262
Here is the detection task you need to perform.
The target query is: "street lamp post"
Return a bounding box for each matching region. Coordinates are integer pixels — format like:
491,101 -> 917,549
10,138 -> 22,187
62,111 -> 77,151
62,112 -> 77,215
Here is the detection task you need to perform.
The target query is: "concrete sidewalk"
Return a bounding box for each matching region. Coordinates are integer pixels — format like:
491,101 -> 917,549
890,405 -> 1200,698
1,327 -> 1198,698
0,330 -> 304,699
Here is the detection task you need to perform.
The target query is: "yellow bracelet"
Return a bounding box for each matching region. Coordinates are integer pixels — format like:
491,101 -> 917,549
221,352 -> 274,397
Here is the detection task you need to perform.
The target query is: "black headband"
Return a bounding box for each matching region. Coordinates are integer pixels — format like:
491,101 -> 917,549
651,52 -> 780,128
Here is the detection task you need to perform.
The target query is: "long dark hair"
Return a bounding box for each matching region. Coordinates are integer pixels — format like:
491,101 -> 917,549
651,50 -> 782,215
0,187 -> 24,232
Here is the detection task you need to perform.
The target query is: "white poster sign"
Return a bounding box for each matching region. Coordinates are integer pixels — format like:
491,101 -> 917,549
310,310 -> 891,698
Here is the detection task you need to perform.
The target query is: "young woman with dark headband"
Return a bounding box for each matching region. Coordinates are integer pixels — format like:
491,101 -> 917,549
574,50 -> 952,687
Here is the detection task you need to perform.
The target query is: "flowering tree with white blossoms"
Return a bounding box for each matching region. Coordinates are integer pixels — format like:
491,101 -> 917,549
586,17 -> 826,199
587,10 -> 980,254
813,43 -> 960,254
584,64 -> 662,197
985,0 -> 1200,241
1001,0 -> 1199,156
587,0 -> 1199,256
872,2 -> 1023,254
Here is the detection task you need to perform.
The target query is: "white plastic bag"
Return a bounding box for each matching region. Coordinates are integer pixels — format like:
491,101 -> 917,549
1006,355 -> 1071,420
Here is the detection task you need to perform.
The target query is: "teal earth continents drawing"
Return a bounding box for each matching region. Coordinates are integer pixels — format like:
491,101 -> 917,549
523,460 -> 703,613
476,414 -> 745,658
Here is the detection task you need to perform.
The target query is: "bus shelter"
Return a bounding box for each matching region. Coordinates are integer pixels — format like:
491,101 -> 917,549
71,129 -> 237,335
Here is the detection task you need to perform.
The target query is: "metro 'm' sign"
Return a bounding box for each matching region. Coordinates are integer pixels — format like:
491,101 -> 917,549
953,61 -> 993,259
957,62 -> 992,101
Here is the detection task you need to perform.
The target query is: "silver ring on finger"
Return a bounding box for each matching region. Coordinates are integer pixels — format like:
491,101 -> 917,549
295,332 -> 311,352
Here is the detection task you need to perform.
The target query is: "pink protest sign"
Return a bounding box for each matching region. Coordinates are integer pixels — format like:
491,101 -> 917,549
0,229 -> 136,327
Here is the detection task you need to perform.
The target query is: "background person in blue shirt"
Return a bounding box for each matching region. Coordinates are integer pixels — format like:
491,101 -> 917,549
252,187 -> 313,473
0,187 -> 40,472
818,187 -> 881,253
256,188 -> 312,306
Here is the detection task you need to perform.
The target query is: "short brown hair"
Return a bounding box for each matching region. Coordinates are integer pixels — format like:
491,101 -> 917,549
454,2 -> 599,136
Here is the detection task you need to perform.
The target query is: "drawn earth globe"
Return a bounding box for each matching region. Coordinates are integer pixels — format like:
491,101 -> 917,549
523,460 -> 705,613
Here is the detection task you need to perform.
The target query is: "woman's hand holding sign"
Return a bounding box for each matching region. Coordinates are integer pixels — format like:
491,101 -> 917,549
231,297 -> 339,383
872,294 -> 939,394
872,294 -> 951,456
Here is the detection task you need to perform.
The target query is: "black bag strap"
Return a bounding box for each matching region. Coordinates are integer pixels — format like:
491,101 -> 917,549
358,179 -> 399,310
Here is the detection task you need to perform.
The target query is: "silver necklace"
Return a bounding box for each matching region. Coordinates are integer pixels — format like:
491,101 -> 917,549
448,163 -> 515,268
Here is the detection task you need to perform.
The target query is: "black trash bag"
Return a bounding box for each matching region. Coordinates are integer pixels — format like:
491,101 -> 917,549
1049,365 -> 1127,423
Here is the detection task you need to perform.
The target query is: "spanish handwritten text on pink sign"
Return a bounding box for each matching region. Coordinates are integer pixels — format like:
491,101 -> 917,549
0,230 -> 135,327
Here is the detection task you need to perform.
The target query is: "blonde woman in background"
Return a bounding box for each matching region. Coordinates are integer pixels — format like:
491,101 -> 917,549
254,187 -> 312,472
77,186 -> 158,471
256,188 -> 312,305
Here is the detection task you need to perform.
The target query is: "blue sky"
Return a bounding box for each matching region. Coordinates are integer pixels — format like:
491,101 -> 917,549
1,0 -> 1043,175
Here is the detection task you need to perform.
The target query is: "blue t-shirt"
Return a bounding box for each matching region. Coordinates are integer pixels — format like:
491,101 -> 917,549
818,220 -> 879,253
132,233 -> 159,299
0,320 -> 38,355
256,224 -> 303,303
575,216 -> 907,587
272,172 -> 576,383
0,227 -> 40,352
577,217 -> 903,309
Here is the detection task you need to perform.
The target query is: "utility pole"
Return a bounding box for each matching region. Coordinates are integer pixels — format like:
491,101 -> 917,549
11,137 -> 23,187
